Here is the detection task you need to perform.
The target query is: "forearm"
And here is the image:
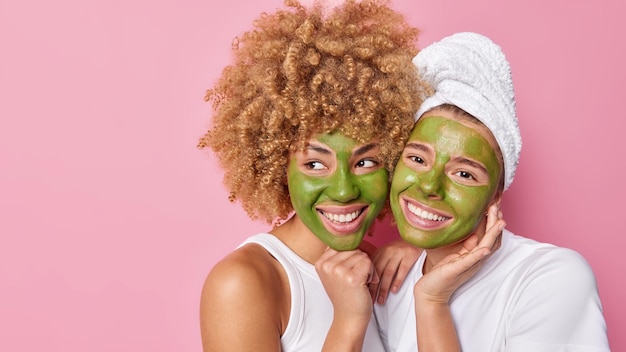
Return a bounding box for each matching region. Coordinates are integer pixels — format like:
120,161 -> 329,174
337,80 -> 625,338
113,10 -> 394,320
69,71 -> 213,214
414,295 -> 461,352
321,316 -> 368,352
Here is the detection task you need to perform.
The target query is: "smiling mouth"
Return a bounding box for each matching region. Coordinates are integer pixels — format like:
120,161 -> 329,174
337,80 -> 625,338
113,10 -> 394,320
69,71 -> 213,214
407,202 -> 450,222
402,198 -> 452,230
317,206 -> 368,236
319,209 -> 364,224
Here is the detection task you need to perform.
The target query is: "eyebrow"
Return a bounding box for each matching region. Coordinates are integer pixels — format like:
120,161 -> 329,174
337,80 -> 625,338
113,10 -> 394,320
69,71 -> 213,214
404,142 -> 430,153
454,157 -> 489,174
305,142 -> 378,156
353,143 -> 378,157
306,144 -> 332,155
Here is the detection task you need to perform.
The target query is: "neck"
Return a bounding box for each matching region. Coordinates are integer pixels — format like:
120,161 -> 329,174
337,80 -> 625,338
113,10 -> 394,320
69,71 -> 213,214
270,216 -> 328,264
422,243 -> 463,274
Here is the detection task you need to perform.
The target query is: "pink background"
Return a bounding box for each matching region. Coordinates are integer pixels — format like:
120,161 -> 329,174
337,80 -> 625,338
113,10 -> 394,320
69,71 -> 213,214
1,0 -> 623,350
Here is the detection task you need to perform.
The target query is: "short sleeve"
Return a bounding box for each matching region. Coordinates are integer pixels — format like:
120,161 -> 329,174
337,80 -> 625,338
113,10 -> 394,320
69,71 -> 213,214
505,248 -> 609,352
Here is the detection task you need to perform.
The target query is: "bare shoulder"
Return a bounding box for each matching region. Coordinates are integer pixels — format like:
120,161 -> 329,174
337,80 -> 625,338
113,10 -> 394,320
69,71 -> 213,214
199,243 -> 289,351
202,243 -> 287,301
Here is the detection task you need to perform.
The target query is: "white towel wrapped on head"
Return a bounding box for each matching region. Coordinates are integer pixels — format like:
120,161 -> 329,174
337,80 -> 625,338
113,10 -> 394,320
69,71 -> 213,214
414,32 -> 522,191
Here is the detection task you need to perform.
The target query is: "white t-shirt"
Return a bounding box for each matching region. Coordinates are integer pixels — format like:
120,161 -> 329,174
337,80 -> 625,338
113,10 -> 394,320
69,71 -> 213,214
374,230 -> 609,352
240,233 -> 385,352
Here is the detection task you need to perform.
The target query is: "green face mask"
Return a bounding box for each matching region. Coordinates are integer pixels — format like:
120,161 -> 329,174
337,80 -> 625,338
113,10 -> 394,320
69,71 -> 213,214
390,114 -> 501,249
287,132 -> 388,251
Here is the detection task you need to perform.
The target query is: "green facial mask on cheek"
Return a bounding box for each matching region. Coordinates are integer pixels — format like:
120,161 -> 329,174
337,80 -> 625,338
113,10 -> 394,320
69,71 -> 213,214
390,115 -> 501,249
287,133 -> 389,251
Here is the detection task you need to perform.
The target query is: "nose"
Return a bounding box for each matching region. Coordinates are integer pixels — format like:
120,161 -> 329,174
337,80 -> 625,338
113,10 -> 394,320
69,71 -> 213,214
417,165 -> 444,199
326,166 -> 360,202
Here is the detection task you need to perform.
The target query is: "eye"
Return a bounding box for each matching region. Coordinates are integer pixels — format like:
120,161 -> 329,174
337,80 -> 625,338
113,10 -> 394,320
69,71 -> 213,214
304,161 -> 326,170
356,159 -> 378,168
408,155 -> 425,165
454,170 -> 476,180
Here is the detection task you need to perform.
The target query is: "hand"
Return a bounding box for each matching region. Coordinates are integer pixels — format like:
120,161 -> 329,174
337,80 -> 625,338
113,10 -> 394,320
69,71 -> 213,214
414,204 -> 505,306
370,240 -> 423,305
315,248 -> 377,326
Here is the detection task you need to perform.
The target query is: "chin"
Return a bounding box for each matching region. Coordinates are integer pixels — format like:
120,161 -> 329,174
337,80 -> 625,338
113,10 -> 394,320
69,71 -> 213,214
326,234 -> 363,251
399,230 -> 440,249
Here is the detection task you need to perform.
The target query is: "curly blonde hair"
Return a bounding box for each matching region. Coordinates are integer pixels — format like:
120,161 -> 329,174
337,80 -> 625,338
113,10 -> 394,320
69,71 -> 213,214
199,0 -> 426,224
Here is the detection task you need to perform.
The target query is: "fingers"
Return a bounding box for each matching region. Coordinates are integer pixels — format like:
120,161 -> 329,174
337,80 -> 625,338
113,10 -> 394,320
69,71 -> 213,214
478,205 -> 505,251
368,276 -> 380,302
316,248 -> 376,323
485,203 -> 499,229
316,248 -> 373,286
414,207 -> 505,304
461,233 -> 479,252
441,249 -> 491,288
369,265 -> 379,285
321,249 -> 379,305
391,260 -> 413,294
493,230 -> 503,252
317,246 -> 341,262
374,256 -> 399,304
368,266 -> 380,302
371,240 -> 423,305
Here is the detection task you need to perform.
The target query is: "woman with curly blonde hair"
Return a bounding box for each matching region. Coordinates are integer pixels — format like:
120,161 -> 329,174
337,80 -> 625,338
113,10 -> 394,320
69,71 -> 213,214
198,0 -> 425,350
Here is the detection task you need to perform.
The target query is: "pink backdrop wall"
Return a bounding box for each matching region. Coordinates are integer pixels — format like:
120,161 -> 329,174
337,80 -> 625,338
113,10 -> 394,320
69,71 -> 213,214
1,0 -> 623,350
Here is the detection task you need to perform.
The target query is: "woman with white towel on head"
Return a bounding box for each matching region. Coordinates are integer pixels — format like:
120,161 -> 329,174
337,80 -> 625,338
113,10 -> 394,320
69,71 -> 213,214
372,32 -> 610,352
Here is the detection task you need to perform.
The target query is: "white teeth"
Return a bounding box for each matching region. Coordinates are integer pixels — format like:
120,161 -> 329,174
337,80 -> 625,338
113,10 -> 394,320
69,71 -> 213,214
407,203 -> 448,222
322,210 -> 361,223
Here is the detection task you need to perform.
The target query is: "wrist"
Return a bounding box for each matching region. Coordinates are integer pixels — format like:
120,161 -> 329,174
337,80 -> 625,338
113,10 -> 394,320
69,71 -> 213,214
414,286 -> 451,308
324,315 -> 368,351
